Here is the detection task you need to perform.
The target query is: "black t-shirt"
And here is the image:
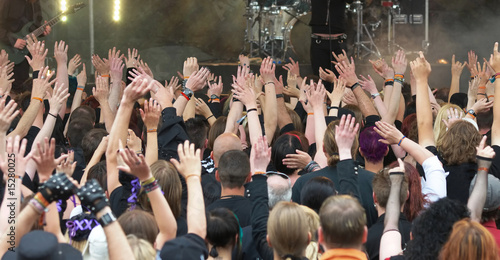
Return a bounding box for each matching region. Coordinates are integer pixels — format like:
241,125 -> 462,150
206,196 -> 253,227
365,213 -> 411,260
488,145 -> 500,180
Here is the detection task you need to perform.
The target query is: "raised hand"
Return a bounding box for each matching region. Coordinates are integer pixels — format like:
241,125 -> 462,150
152,80 -> 174,108
77,63 -> 87,87
234,64 -> 250,87
126,129 -> 142,153
260,57 -> 276,83
451,54 -> 467,78
138,60 -> 153,78
183,57 -> 199,78
124,48 -> 139,68
467,50 -> 478,76
409,52 -> 431,82
472,61 -> 490,86
194,98 -> 213,119
93,76 -> 110,105
122,76 -> 152,104
232,81 -> 257,109
110,56 -> 125,82
369,58 -> 394,79
328,77 -> 347,105
39,173 -> 77,204
54,41 -> 68,65
335,114 -> 359,159
359,75 -> 377,95
56,150 -> 76,176
140,98 -> 161,129
68,54 -> 82,75
32,66 -> 55,100
476,136 -> 495,169
26,40 -> 47,71
342,89 -> 358,106
441,107 -> 463,128
331,49 -> 350,67
306,79 -> 326,110
283,57 -> 300,77
489,43 -> 500,73
471,98 -> 494,114
166,76 -> 181,93
336,60 -> 359,87
76,179 -> 108,214
0,66 -> 14,94
170,141 -> 202,179
117,148 -> 152,181
185,67 -> 210,92
3,136 -> 31,179
32,138 -> 69,183
0,98 -> 19,133
239,54 -> 250,68
250,136 -> 271,174
287,72 -> 297,89
207,75 -> 223,98
48,82 -> 70,115
319,67 -> 337,83
92,54 -> 110,76
374,121 -> 405,145
392,49 -> 408,75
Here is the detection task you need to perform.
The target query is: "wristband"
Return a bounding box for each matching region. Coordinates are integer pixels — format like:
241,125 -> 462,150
276,94 -> 284,99
394,78 -> 404,85
389,171 -> 404,175
29,199 -> 47,214
207,115 -> 214,120
247,108 -> 257,114
330,106 -> 339,110
488,95 -> 494,99
384,81 -> 394,86
254,171 -> 266,175
185,174 -> 201,181
478,86 -> 486,90
307,113 -> 314,116
394,74 -> 404,79
476,155 -> 493,162
232,97 -> 240,102
209,98 -> 220,103
184,76 -> 189,79
147,128 -> 157,133
101,75 -> 110,78
478,93 -> 487,96
478,167 -> 490,172
180,92 -> 190,101
48,113 -> 57,119
142,179 -> 160,193
34,193 -> 50,208
77,86 -> 84,91
397,136 -> 406,146
141,176 -> 156,186
350,82 -> 360,90
32,97 -> 43,103
264,82 -> 275,86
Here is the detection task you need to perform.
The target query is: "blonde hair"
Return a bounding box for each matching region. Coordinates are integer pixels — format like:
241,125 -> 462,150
439,219 -> 499,260
268,202 -> 310,259
437,120 -> 481,165
127,234 -> 156,260
323,121 -> 358,167
299,205 -> 321,260
433,103 -> 461,143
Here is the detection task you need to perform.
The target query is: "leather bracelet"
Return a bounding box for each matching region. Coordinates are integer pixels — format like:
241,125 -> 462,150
350,82 -> 360,90
384,81 -> 394,86
389,171 -> 404,175
207,115 -> 214,120
276,94 -> 284,98
330,106 -> 339,110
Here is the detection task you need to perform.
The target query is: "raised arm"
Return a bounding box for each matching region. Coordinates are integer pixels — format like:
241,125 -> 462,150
225,66 -> 248,134
468,136 -> 495,222
93,77 -> 114,132
359,75 -> 386,117
261,58 -> 279,139
308,80 -> 328,167
118,148 -> 176,249
411,52 -> 435,147
232,78 -> 262,146
383,50 -> 407,124
490,42 -> 500,146
71,64 -> 87,112
109,48 -> 125,115
448,55 -> 467,102
140,99 -> 161,165
54,41 -> 69,119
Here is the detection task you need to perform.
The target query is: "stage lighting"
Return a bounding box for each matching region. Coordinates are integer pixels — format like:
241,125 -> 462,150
61,0 -> 67,22
113,0 -> 120,21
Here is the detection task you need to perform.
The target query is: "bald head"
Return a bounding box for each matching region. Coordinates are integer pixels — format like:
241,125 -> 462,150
213,133 -> 242,166
267,175 -> 292,209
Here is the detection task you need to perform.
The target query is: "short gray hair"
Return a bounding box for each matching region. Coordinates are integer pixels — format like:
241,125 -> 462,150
267,175 -> 292,209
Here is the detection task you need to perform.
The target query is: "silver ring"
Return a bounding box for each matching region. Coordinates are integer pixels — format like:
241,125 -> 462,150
447,116 -> 451,119
41,76 -> 46,79
456,116 -> 459,119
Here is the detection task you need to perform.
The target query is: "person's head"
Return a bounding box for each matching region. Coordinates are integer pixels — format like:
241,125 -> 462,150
287,107 -> 304,133
207,116 -> 227,150
388,161 -> 427,222
185,116 -> 210,151
323,120 -> 358,167
67,118 -> 94,148
405,197 -> 469,260
342,105 -> 363,127
87,161 -> 107,194
272,132 -> 307,175
359,126 -> 388,164
267,172 -> 292,209
70,106 -> 96,125
81,129 -> 108,163
206,208 -> 242,259
139,160 -> 182,218
127,234 -> 156,260
434,87 -> 449,102
318,195 -> 367,250
117,209 -> 158,246
300,177 -> 336,213
267,202 -> 310,259
439,219 -> 499,260
401,113 -> 418,143
477,109 -> 493,132
298,205 -> 320,241
469,174 -> 500,223
433,103 -> 462,143
212,133 -> 242,166
437,120 -> 481,165
216,150 -> 251,189
372,169 -> 408,209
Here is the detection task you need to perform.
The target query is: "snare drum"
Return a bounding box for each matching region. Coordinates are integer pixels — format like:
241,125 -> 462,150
267,6 -> 296,40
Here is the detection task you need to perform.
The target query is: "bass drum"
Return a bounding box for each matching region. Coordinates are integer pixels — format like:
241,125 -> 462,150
286,12 -> 311,64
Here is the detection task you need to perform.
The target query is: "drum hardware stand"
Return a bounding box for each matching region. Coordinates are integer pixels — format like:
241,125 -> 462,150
352,1 -> 381,60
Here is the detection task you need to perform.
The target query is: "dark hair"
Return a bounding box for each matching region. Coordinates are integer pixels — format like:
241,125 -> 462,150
118,209 -> 158,245
208,116 -> 227,150
272,133 -> 306,175
87,161 -> 107,192
67,119 -> 94,148
185,116 -> 210,150
287,107 -> 304,133
405,197 -> 469,260
81,129 -> 108,163
404,101 -> 417,119
434,87 -> 449,102
477,109 -> 493,131
206,208 -> 242,260
342,105 -> 363,127
218,150 -> 250,189
300,177 -> 336,213
359,126 -> 388,163
70,106 -> 96,125
372,169 -> 408,208
401,113 -> 419,143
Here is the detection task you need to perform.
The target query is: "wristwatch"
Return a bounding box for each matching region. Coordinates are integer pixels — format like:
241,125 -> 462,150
183,88 -> 194,99
467,109 -> 477,117
210,94 -> 220,100
98,212 -> 117,227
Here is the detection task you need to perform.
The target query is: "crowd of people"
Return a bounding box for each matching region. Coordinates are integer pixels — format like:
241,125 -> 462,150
0,31 -> 500,260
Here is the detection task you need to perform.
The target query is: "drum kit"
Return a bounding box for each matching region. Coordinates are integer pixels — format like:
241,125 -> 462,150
243,0 -> 428,63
